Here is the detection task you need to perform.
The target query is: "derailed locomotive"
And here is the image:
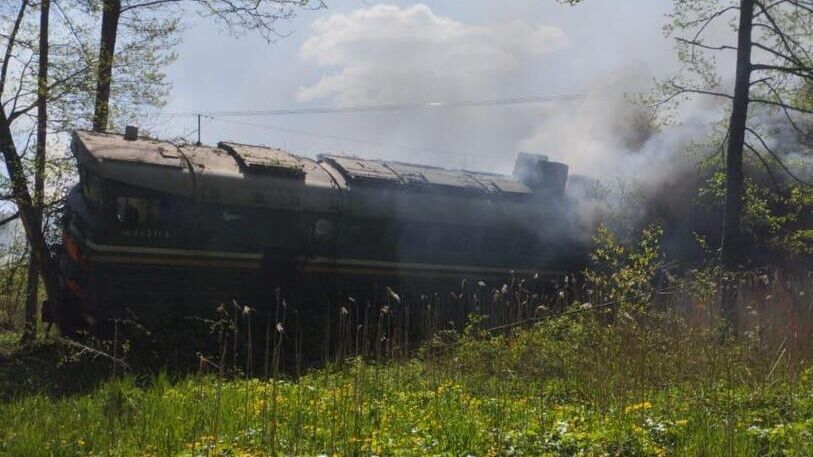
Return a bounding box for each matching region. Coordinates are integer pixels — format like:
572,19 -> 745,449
52,128 -> 583,334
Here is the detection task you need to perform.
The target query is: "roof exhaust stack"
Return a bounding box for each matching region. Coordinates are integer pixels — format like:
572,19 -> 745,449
124,125 -> 139,141
513,152 -> 569,195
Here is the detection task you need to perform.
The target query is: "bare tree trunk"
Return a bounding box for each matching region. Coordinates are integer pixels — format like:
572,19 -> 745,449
20,0 -> 49,344
92,0 -> 121,132
719,0 -> 754,336
22,256 -> 39,342
0,111 -> 59,308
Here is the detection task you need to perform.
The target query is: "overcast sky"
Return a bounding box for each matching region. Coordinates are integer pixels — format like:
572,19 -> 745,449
154,0 -> 685,175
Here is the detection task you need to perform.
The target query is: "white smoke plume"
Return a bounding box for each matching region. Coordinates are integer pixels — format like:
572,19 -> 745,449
295,3 -> 724,189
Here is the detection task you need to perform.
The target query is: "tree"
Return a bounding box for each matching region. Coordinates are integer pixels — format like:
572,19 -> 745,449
1,0 -> 60,329
91,0 -> 325,132
659,0 -> 812,333
20,0 -> 50,344
1,0 -> 176,337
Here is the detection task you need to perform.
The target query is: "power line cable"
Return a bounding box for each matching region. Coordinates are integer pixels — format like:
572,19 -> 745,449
210,117 -> 490,159
159,94 -> 585,118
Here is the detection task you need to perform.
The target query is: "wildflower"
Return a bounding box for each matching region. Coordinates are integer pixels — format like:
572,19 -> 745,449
675,419 -> 688,426
625,401 -> 653,413
646,417 -> 666,433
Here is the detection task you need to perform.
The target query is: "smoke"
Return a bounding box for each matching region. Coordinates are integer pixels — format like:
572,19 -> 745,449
295,4 -> 726,187
520,69 -> 723,184
293,3 -> 742,255
295,3 -> 570,169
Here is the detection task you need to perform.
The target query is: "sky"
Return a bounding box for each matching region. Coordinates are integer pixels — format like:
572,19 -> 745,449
154,0 -> 687,176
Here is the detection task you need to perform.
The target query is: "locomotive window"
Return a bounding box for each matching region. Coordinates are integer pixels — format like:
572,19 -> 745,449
81,169 -> 104,208
116,197 -> 159,227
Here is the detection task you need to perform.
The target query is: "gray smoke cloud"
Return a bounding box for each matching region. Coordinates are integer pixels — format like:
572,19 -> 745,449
293,3 -> 571,171
289,2 -> 737,247
294,3 -> 723,186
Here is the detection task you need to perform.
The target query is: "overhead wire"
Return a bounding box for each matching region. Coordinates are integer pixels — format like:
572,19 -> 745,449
159,94 -> 585,118
209,117 -> 485,158
163,93 -> 586,160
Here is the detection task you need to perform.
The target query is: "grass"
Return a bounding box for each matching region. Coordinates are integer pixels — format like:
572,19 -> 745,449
0,310 -> 811,457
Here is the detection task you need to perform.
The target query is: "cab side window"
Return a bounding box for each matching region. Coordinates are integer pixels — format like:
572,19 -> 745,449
80,168 -> 104,208
116,197 -> 159,227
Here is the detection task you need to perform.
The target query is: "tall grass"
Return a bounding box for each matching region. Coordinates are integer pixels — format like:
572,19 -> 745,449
0,312 -> 810,456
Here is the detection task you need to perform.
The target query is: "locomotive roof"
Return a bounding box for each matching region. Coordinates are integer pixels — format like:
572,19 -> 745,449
319,155 -> 532,195
72,130 -> 534,196
71,130 -> 546,224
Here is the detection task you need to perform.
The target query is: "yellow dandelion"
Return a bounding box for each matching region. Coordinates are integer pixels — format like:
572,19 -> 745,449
624,401 -> 653,413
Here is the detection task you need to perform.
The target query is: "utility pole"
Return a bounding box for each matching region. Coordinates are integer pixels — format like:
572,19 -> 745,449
196,114 -> 201,145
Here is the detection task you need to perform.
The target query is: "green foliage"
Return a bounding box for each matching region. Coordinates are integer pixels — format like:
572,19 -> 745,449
584,224 -> 664,314
698,171 -> 813,258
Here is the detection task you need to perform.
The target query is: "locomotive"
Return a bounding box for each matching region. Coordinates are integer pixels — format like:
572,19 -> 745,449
51,128 -> 583,335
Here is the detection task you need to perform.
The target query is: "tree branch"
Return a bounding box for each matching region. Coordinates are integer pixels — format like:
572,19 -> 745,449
753,1 -> 810,65
751,78 -> 811,139
745,126 -> 812,185
745,141 -> 782,189
751,63 -> 813,79
675,37 -> 738,52
121,0 -> 182,13
751,41 -> 807,68
749,97 -> 813,114
0,0 -> 29,99
0,211 -> 20,227
654,81 -> 734,107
